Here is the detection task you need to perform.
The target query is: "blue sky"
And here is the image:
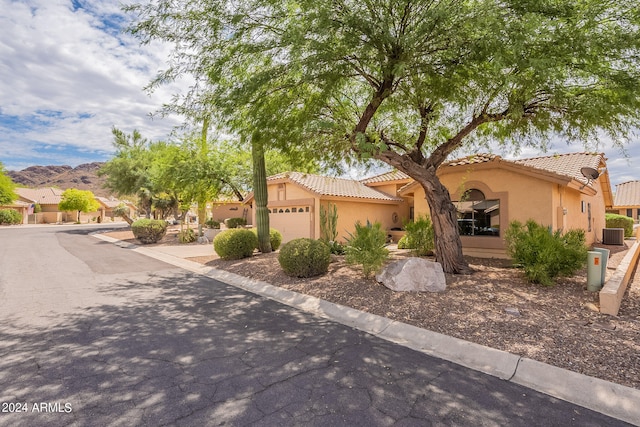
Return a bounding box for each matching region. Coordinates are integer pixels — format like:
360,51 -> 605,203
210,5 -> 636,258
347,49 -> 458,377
0,0 -> 638,188
0,0 -> 184,171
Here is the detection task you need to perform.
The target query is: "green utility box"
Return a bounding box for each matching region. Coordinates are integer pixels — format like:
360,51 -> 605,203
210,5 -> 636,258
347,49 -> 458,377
587,249 -> 609,292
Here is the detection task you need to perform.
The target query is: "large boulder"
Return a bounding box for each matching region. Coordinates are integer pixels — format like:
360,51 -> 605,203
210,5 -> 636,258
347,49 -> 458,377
376,258 -> 446,292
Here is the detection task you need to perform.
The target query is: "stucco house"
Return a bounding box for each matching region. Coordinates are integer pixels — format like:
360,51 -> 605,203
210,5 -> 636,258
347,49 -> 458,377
15,187 -> 133,224
244,172 -> 410,244
610,181 -> 640,222
398,152 -> 613,257
0,199 -> 31,224
95,197 -> 137,222
243,152 -> 612,258
15,187 -> 68,223
210,199 -> 252,226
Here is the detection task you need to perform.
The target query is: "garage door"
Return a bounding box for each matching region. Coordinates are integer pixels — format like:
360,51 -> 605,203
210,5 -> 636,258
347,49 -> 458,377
268,205 -> 312,243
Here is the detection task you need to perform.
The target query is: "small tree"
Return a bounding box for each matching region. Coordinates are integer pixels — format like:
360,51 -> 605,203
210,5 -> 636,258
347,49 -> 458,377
113,203 -> 133,225
0,162 -> 17,205
58,189 -> 100,223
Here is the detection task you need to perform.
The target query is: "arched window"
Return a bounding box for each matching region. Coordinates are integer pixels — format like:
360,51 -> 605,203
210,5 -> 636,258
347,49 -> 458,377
455,189 -> 500,236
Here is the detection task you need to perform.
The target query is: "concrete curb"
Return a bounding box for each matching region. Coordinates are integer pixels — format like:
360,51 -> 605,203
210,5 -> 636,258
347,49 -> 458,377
92,233 -> 640,426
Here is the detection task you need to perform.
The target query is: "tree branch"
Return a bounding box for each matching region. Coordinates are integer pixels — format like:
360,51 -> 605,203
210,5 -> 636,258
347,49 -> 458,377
427,109 -> 509,169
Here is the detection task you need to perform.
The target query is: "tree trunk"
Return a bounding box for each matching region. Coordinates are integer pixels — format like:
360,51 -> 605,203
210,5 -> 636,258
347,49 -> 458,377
418,173 -> 472,274
252,135 -> 271,253
197,198 -> 206,237
121,213 -> 133,225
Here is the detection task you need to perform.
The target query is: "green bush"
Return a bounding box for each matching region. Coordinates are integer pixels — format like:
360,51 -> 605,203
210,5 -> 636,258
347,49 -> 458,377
178,227 -> 196,243
400,216 -> 435,256
225,217 -> 247,229
345,221 -> 389,278
251,227 -> 282,251
605,213 -> 634,238
324,240 -> 346,255
131,219 -> 168,244
0,209 -> 22,225
205,218 -> 221,229
397,235 -> 410,249
213,228 -> 258,260
278,238 -> 331,277
505,220 -> 588,286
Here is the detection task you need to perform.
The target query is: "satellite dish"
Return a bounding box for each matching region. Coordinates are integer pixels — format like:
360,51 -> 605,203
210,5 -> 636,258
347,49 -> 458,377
580,167 -> 600,180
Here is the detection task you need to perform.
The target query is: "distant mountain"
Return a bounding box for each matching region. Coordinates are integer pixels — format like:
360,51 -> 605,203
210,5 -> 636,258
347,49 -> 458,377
8,162 -> 113,197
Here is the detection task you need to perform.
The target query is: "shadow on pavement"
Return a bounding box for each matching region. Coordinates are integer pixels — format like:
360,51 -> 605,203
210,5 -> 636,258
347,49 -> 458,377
0,269 -> 628,426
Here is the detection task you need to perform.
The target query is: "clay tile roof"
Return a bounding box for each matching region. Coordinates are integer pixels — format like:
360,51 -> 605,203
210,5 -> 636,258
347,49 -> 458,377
360,170 -> 410,184
443,153 -> 499,167
15,187 -> 64,205
95,197 -> 123,208
269,172 -> 403,201
614,181 -> 640,206
513,152 -> 604,184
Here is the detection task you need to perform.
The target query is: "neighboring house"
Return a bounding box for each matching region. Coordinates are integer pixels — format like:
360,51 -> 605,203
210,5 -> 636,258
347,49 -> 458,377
210,199 -> 252,225
610,181 -> 640,222
398,152 -> 613,258
244,172 -> 410,244
0,199 -> 31,224
15,187 -> 67,223
15,187 -> 132,224
95,197 -> 137,222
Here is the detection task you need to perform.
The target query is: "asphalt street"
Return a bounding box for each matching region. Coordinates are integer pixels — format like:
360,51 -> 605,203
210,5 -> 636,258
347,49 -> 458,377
0,225 -> 631,426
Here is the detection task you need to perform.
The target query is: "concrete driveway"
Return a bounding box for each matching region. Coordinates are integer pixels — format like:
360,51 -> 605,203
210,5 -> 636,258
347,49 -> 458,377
0,225 -> 630,426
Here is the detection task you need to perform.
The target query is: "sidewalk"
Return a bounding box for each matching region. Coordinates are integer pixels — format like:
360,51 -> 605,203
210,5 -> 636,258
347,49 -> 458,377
94,233 -> 640,426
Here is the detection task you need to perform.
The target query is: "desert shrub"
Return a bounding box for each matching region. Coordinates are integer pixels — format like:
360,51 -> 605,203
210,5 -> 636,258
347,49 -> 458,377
178,227 -> 196,243
131,219 -> 167,244
320,203 -> 339,242
397,235 -> 411,249
205,218 -> 220,229
251,227 -> 282,251
0,209 -> 22,225
324,240 -> 346,255
401,216 -> 435,256
345,221 -> 389,278
605,213 -> 634,237
278,238 -> 331,277
225,217 -> 247,229
213,228 -> 258,260
505,220 -> 588,286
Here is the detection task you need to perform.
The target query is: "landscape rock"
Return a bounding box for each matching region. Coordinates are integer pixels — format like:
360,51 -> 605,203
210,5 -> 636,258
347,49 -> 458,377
504,307 -> 521,317
376,258 -> 446,292
583,302 -> 600,312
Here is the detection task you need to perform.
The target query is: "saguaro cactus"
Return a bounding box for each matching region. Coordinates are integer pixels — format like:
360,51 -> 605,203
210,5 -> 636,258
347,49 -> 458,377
252,135 -> 271,253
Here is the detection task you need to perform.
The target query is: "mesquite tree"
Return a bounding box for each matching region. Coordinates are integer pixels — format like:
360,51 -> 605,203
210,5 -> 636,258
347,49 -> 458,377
127,0 -> 640,273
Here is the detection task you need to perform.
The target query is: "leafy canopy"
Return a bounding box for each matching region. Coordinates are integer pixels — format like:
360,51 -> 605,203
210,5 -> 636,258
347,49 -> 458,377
0,162 -> 17,205
58,189 -> 100,214
127,0 -> 640,166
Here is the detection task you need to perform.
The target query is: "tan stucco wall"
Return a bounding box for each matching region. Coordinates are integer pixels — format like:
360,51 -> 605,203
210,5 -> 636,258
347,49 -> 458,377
409,165 -> 607,256
258,181 -> 409,244
320,199 -> 410,243
211,202 -> 252,225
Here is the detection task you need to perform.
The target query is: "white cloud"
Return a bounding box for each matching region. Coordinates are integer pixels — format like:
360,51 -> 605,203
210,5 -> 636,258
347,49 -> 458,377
0,0 -> 638,188
0,0 -> 186,168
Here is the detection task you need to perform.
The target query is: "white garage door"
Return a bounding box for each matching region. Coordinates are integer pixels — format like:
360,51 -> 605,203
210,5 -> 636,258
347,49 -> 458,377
268,206 -> 312,244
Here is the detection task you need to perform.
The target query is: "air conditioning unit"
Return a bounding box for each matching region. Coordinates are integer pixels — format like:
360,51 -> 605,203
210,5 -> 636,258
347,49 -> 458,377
602,228 -> 625,245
